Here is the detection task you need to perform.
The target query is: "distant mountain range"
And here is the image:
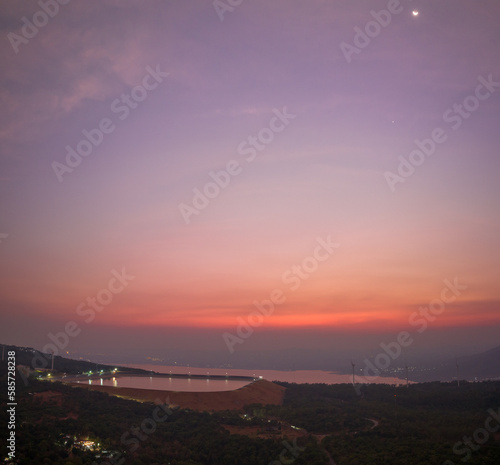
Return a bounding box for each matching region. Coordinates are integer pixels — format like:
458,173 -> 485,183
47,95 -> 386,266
406,345 -> 500,382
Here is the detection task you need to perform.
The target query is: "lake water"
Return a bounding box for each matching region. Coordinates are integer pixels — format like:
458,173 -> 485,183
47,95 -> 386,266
114,363 -> 407,386
73,376 -> 251,392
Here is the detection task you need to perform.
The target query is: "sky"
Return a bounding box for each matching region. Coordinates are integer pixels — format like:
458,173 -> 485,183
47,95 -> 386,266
1,0 -> 499,369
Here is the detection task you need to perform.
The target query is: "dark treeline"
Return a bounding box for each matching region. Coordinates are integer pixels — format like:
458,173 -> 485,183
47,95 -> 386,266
273,381 -> 500,464
1,361 -> 500,464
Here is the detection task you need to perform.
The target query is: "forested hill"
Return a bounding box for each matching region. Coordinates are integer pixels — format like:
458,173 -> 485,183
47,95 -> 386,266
0,343 -> 147,375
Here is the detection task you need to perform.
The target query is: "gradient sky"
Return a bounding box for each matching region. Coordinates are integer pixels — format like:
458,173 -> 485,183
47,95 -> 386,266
1,0 -> 499,366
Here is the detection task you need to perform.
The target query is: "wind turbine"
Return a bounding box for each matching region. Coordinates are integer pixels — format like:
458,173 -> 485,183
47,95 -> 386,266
351,360 -> 356,386
456,359 -> 460,388
403,354 -> 409,388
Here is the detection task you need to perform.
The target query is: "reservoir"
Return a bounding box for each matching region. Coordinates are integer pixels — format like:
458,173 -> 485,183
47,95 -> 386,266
113,363 -> 407,385
72,375 -> 252,392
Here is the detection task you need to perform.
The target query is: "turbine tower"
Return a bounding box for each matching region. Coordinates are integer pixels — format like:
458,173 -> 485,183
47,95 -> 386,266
351,360 -> 356,386
456,360 -> 460,388
405,364 -> 409,388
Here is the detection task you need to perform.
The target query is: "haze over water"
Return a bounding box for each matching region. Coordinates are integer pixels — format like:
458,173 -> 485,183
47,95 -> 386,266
122,363 -> 407,386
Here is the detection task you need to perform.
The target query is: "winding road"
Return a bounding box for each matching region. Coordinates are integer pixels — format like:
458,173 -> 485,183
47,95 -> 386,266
322,447 -> 337,465
367,417 -> 380,429
320,417 -> 380,464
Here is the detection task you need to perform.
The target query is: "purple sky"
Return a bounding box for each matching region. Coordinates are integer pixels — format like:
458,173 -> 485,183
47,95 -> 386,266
1,0 -> 499,368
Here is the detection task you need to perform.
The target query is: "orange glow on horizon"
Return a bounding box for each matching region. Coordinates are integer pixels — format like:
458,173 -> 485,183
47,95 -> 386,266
99,302 -> 498,332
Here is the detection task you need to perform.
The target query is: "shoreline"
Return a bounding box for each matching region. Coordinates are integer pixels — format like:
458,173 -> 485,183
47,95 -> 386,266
110,363 -> 409,385
65,378 -> 285,411
61,370 -> 256,383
